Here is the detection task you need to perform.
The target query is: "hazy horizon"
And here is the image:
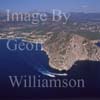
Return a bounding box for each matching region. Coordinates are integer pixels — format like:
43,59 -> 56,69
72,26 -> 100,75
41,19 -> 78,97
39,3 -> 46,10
0,0 -> 100,13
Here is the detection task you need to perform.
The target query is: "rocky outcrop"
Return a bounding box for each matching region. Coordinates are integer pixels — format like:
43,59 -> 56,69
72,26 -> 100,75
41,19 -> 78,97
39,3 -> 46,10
44,32 -> 100,71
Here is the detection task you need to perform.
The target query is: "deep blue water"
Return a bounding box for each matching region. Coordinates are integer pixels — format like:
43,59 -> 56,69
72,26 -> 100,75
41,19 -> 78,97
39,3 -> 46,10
0,39 -> 100,99
96,42 -> 100,47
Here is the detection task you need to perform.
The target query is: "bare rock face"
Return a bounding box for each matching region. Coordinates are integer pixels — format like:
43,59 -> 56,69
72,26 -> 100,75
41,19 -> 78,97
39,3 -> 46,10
44,32 -> 100,71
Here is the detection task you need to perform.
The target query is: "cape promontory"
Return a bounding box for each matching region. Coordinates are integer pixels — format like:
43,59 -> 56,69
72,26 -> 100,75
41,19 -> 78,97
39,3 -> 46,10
44,32 -> 100,71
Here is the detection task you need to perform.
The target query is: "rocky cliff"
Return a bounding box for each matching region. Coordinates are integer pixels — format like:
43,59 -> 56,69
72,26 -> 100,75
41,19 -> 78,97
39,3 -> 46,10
44,32 -> 100,71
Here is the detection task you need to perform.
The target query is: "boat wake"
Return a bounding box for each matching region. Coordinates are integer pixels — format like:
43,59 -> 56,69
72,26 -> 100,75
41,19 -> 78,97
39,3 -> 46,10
35,65 -> 68,77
